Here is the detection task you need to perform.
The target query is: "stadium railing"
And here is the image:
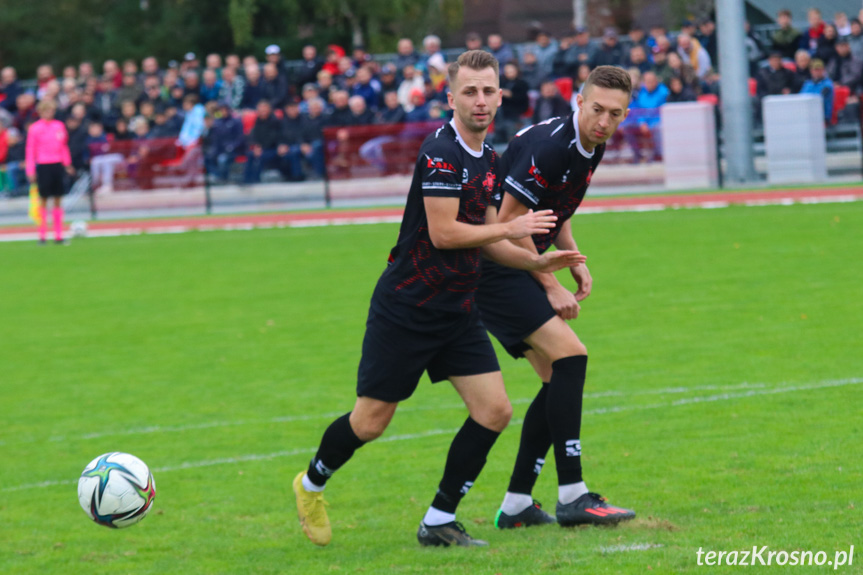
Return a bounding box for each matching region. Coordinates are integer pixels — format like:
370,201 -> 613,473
87,137 -> 204,192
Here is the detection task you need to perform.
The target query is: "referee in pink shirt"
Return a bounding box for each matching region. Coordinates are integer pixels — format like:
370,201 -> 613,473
26,99 -> 75,244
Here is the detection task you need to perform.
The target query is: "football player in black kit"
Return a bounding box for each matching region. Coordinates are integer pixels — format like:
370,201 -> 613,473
477,66 -> 638,529
292,50 -> 587,548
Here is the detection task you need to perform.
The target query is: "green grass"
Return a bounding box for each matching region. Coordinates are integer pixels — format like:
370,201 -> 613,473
1,201 -> 862,574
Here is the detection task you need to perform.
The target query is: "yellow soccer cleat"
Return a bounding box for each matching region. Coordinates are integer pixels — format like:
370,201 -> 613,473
293,471 -> 332,546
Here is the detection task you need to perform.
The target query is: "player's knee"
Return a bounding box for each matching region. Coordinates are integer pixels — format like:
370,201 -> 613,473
349,412 -> 392,441
352,418 -> 389,441
484,398 -> 513,432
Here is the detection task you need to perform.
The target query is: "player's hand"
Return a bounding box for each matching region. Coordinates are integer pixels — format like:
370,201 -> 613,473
546,282 -> 581,320
571,263 -> 592,301
65,165 -> 76,176
532,249 -> 586,274
28,174 -> 36,184
506,209 -> 558,240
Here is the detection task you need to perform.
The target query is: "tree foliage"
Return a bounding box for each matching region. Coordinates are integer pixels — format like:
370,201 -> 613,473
0,0 -> 462,77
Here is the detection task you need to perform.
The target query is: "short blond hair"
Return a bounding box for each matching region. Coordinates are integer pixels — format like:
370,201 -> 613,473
447,50 -> 499,86
36,99 -> 57,114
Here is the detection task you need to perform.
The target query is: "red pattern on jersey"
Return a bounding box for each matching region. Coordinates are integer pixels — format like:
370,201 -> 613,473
397,154 -> 496,312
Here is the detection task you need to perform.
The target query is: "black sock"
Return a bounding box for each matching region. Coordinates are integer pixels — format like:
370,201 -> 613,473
306,412 -> 365,487
507,383 -> 552,495
547,355 -> 587,486
431,417 -> 501,514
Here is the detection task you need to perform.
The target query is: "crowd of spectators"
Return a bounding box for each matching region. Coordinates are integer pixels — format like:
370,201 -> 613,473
0,6 -> 859,193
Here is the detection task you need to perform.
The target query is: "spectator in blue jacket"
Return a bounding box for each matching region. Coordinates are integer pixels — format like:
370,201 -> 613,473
351,66 -> 380,111
199,69 -> 223,104
800,59 -> 835,123
178,94 -> 206,147
625,71 -> 668,161
487,33 -> 516,67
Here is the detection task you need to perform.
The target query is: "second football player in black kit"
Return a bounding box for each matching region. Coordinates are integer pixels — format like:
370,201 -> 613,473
292,50 -> 586,548
477,66 -> 639,529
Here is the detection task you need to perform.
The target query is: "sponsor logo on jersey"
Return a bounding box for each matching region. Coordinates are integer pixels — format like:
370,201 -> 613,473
528,155 -> 550,188
425,154 -> 457,175
462,168 -> 469,183
585,169 -> 593,186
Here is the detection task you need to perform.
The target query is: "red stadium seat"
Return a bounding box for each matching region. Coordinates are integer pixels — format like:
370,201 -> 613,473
157,144 -> 187,168
832,85 -> 851,125
555,77 -> 573,102
782,61 -> 796,72
748,77 -> 757,96
241,110 -> 257,134
697,94 -> 719,106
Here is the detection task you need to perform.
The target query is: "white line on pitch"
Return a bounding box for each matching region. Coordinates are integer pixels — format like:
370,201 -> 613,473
3,381 -> 770,447
600,543 -> 665,553
3,377 -> 860,493
3,193 -> 862,243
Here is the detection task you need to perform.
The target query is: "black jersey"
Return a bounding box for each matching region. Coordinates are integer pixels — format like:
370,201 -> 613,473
495,111 -> 603,254
376,121 -> 498,313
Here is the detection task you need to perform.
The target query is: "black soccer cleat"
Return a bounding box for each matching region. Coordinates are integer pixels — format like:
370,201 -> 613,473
495,500 -> 556,529
556,492 -> 636,527
417,521 -> 489,547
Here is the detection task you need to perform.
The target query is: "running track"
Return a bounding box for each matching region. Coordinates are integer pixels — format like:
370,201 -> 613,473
2,186 -> 861,242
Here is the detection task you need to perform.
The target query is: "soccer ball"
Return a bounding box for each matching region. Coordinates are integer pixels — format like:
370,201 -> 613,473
70,220 -> 88,238
77,452 -> 156,528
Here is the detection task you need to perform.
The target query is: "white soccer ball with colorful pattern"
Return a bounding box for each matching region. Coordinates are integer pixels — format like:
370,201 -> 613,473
77,452 -> 156,528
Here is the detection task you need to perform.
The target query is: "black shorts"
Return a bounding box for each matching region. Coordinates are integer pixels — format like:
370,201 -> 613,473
476,259 -> 557,359
356,289 -> 500,402
36,163 -> 68,198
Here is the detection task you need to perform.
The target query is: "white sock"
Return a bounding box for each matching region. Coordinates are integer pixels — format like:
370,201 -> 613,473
500,492 -> 533,516
558,481 -> 588,505
422,506 -> 456,526
302,473 -> 325,492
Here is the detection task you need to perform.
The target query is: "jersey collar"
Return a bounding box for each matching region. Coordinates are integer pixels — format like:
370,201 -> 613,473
449,119 -> 485,158
570,109 -> 595,159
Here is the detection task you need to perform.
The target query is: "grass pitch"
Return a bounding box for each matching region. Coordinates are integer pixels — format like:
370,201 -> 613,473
1,201 -> 861,574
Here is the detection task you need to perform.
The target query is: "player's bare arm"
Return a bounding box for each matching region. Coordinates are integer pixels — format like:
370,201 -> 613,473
498,193 -> 582,320
481,205 -> 586,272
423,195 -> 557,250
